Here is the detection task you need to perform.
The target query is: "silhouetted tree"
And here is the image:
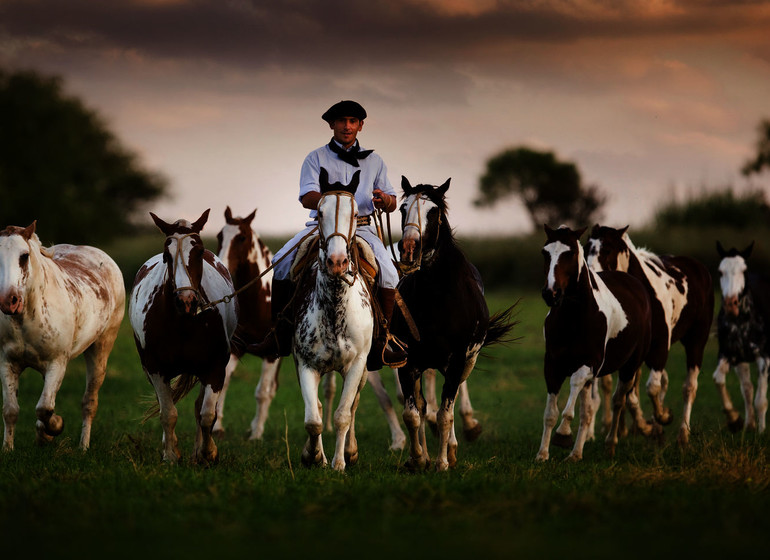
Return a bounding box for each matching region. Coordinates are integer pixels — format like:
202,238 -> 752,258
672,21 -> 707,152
742,118 -> 770,176
475,146 -> 605,231
0,68 -> 168,244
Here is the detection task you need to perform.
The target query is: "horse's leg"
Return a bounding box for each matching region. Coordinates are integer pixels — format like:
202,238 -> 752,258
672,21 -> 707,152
567,376 -> 597,462
677,364 -> 700,446
332,360 -> 367,471
35,359 -> 68,445
586,377 -> 601,442
713,357 -> 743,431
535,392 -> 559,462
322,372 -> 336,433
80,339 -> 113,450
194,383 -> 220,464
600,375 -> 613,434
393,369 -> 404,405
646,368 -> 674,426
605,371 -> 637,458
1,362 -> 22,451
435,376 -> 462,472
345,371 -> 369,466
457,381 -> 482,442
755,357 -> 769,434
298,365 -> 326,467
423,369 -> 439,437
399,366 -> 428,471
248,356 -> 281,440
212,353 -> 237,438
555,366 -> 592,449
148,373 -> 181,463
734,362 -> 757,431
625,369 -> 653,438
367,369 -> 406,451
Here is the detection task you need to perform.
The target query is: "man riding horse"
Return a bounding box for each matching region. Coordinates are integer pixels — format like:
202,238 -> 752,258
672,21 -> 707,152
253,100 -> 407,370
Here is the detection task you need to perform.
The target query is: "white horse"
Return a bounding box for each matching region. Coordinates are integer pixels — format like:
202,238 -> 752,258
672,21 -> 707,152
129,210 -> 238,464
293,169 -> 374,471
0,222 -> 125,451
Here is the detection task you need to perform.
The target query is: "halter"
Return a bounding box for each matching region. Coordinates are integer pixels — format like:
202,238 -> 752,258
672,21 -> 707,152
402,194 -> 442,271
166,232 -> 209,310
318,190 -> 359,286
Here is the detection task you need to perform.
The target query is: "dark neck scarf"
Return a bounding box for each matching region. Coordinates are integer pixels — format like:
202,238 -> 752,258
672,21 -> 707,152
327,139 -> 373,167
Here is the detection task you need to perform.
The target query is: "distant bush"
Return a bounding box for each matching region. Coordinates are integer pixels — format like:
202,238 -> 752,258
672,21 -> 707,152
653,188 -> 770,230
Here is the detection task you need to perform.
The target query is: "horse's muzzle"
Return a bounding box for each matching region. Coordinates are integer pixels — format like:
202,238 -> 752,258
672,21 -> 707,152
723,295 -> 740,317
175,290 -> 199,316
0,291 -> 23,315
400,237 -> 419,265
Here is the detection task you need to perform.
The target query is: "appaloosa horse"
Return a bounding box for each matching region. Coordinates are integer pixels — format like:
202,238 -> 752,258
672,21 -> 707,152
292,168 -> 374,471
713,241 -> 770,433
393,177 -> 517,471
216,207 -> 405,450
585,225 -> 714,445
214,206 -> 281,440
0,222 -> 125,450
129,210 -> 238,464
539,225 -> 652,461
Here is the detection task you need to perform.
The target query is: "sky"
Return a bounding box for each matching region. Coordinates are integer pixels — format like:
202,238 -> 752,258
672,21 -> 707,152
2,0 -> 770,237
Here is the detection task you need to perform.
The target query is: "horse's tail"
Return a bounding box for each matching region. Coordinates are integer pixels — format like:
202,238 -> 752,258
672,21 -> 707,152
483,300 -> 521,349
142,374 -> 200,421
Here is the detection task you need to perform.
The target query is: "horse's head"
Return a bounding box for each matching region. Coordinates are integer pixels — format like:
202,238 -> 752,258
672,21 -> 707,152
317,168 -> 360,279
398,176 -> 450,267
584,224 -> 630,273
0,222 -> 38,315
716,240 -> 753,317
217,206 -> 258,276
151,209 -> 210,316
541,224 -> 587,307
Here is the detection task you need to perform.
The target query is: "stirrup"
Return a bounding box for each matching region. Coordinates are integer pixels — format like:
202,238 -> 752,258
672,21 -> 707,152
382,333 -> 408,369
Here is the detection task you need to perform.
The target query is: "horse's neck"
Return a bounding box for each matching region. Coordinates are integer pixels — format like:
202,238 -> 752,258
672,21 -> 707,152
421,222 -> 459,271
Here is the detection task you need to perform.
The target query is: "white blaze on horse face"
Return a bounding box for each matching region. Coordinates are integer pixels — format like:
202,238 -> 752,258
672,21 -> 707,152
318,193 -> 357,277
168,234 -> 198,305
401,194 -> 437,261
0,234 -> 29,314
719,256 -> 746,300
585,239 -> 603,272
543,240 -> 580,291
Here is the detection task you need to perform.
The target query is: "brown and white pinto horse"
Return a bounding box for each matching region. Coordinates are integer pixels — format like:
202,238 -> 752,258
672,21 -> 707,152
214,206 -> 281,440
539,225 -> 652,461
0,222 -> 125,450
129,210 -> 238,464
393,177 -> 516,471
585,225 -> 714,445
713,241 -> 770,433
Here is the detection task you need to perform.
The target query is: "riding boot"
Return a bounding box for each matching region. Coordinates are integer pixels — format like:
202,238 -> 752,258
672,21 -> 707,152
248,278 -> 295,359
366,287 -> 408,371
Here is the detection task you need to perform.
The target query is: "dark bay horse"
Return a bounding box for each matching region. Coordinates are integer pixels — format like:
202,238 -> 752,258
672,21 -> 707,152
129,210 -> 238,464
0,222 -> 125,451
393,177 -> 517,471
713,241 -> 770,433
539,225 -> 652,461
585,225 -> 714,445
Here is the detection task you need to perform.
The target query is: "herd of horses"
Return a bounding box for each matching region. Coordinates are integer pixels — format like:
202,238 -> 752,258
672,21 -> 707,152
1,177 -> 769,469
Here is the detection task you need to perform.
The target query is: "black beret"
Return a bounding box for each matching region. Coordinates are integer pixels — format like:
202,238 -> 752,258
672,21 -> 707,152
322,100 -> 367,123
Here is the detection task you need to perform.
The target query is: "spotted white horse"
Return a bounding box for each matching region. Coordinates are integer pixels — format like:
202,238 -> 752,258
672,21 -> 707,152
0,222 -> 125,451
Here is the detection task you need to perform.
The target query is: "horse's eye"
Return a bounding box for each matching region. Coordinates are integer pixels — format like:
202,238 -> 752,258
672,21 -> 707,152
19,253 -> 29,267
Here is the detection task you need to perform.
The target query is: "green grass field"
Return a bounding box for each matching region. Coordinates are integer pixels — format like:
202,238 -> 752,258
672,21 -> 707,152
1,290 -> 768,559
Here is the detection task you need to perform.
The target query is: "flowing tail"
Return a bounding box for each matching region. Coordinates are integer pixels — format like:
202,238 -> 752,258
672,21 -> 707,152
142,374 -> 200,421
483,300 -> 521,349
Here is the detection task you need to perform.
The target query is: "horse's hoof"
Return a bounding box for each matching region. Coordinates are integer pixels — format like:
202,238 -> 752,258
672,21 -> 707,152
657,408 -> 674,426
727,416 -> 745,433
212,428 -> 225,440
45,414 -> 64,437
677,428 -> 690,448
402,456 -> 429,472
344,450 -> 359,467
463,422 -> 483,442
564,453 -> 582,463
605,442 -> 617,458
389,435 -> 406,451
301,448 -> 326,467
552,432 -> 574,449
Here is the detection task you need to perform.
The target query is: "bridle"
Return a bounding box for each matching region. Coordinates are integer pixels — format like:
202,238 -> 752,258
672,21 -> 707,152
318,190 -> 359,286
166,232 -> 208,308
402,194 -> 442,271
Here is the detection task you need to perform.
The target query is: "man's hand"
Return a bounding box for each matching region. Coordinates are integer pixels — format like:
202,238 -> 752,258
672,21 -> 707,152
373,189 -> 395,212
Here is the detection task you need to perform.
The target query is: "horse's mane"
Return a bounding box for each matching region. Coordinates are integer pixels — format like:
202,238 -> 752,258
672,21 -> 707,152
623,233 -> 664,268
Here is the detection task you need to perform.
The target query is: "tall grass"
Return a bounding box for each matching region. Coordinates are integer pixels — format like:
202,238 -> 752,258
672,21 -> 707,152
1,290 -> 768,559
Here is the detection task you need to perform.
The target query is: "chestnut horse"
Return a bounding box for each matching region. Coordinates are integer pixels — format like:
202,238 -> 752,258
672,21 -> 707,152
0,222 -> 125,450
539,225 -> 651,461
585,225 -> 714,445
129,210 -> 238,463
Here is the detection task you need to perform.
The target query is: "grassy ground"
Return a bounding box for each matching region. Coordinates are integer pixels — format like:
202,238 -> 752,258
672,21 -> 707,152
1,290 -> 768,559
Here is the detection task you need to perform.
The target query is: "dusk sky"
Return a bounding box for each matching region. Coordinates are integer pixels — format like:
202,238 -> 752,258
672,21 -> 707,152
2,0 -> 769,237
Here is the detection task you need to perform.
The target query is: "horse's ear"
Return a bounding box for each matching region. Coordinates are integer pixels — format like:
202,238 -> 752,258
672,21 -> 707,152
191,209 -> 210,233
742,241 -> 754,259
716,240 -> 727,258
620,225 -> 630,235
150,212 -> 174,236
437,178 -> 451,196
224,206 -> 233,223
245,208 -> 257,224
401,176 -> 414,195
319,167 -> 331,192
22,221 -> 36,240
544,224 -> 555,237
590,223 -> 600,236
348,170 -> 361,193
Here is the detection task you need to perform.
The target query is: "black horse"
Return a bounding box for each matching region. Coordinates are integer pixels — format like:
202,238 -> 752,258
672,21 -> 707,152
392,176 -> 517,471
